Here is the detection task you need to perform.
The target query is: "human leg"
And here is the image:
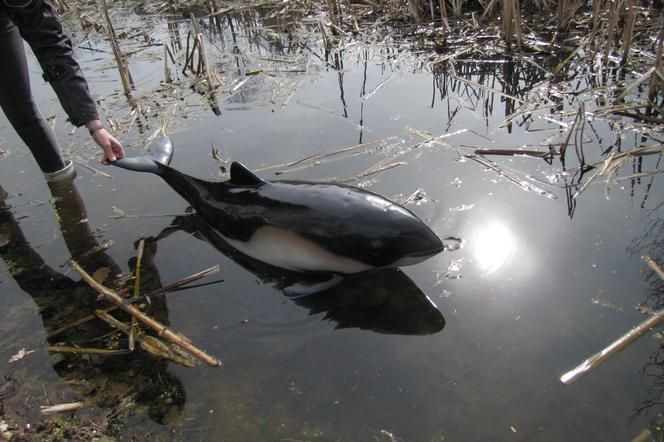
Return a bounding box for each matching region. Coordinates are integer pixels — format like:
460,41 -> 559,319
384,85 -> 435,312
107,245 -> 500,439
0,14 -> 70,177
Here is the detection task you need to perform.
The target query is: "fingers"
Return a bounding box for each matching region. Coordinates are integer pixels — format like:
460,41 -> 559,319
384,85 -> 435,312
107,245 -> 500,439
93,129 -> 124,164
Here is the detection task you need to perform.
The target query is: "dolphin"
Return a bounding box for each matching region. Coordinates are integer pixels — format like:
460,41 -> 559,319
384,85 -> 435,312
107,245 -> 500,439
113,137 -> 444,274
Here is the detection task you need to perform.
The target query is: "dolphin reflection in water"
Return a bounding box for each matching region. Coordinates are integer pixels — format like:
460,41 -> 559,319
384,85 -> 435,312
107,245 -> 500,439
113,137 -> 444,276
149,214 -> 446,335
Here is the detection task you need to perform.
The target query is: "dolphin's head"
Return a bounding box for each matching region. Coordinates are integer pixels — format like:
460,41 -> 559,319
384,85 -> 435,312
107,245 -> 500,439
394,225 -> 445,266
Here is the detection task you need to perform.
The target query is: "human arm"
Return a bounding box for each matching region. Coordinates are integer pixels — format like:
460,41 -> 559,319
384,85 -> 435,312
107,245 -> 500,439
6,0 -> 125,163
6,0 -> 99,126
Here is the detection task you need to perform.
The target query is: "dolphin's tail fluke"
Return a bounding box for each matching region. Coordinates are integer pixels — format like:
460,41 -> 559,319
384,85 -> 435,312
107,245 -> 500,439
112,135 -> 174,174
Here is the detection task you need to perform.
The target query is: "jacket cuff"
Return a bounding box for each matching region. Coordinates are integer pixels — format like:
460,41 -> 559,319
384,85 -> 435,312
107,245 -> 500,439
71,113 -> 100,128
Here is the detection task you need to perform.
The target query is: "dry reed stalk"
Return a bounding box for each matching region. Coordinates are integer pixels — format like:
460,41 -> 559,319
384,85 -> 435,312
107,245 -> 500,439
573,102 -> 587,168
189,13 -> 215,90
439,0 -> 449,31
648,27 -> 664,106
70,260 -> 222,367
408,128 -> 556,198
46,265 -> 221,339
450,73 -> 525,104
501,0 -> 514,46
474,148 -> 555,158
481,0 -> 497,20
603,0 -> 622,66
95,310 -> 197,367
621,0 -> 637,67
449,0 -> 463,17
99,0 -> 131,96
47,345 -> 132,355
254,139 -> 387,172
615,66 -> 656,102
326,0 -> 340,31
561,257 -> 664,385
592,0 -> 602,33
334,161 -> 407,184
557,0 -> 583,31
40,402 -> 84,415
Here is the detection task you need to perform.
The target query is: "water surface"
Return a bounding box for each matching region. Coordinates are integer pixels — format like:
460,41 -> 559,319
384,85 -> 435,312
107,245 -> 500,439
0,4 -> 662,441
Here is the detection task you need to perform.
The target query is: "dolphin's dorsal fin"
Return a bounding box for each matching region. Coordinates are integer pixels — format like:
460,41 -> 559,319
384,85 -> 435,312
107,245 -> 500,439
229,162 -> 264,186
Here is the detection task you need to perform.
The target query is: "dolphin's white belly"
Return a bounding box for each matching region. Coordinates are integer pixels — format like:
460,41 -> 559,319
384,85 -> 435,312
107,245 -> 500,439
221,226 -> 373,274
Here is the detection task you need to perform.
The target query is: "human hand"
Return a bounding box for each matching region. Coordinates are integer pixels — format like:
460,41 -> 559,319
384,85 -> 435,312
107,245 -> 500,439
93,128 -> 125,164
86,120 -> 125,164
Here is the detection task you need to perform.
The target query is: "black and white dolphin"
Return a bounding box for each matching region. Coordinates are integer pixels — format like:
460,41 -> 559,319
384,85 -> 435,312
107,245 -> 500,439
113,137 -> 444,274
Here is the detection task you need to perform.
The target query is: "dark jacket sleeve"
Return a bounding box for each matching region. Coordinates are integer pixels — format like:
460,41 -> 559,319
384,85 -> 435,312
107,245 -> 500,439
4,0 -> 99,126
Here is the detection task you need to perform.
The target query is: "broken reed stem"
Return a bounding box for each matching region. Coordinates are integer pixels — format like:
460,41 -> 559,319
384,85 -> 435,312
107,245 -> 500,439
621,0 -> 637,67
644,255 -> 664,281
561,256 -> 664,385
592,0 -> 602,33
574,102 -> 586,167
48,345 -> 132,356
70,260 -> 222,367
189,13 -> 215,90
99,0 -> 132,96
40,402 -> 84,415
497,0 -> 522,47
148,264 -> 221,297
46,264 -> 220,339
96,309 -> 197,367
439,0 -> 449,31
559,105 -> 584,165
134,239 -> 144,298
648,26 -> 664,106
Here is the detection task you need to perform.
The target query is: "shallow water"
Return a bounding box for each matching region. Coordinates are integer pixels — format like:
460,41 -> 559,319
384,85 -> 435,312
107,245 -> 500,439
0,4 -> 663,441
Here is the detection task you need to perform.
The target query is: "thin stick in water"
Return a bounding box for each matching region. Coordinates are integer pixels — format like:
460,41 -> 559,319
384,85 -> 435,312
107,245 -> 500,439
560,256 -> 664,384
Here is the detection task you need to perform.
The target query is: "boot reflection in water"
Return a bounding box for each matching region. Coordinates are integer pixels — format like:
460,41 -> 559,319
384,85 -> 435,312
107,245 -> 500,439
0,177 -> 186,425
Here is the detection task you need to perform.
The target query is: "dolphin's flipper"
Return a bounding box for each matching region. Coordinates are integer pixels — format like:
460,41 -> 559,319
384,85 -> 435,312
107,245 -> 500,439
113,136 -> 174,174
282,274 -> 344,298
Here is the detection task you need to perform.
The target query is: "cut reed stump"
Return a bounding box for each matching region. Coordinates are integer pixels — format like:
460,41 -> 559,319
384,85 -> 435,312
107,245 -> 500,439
69,260 -> 222,367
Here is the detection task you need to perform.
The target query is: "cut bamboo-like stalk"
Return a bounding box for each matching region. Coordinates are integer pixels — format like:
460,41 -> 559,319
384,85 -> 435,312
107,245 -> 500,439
99,0 -> 132,96
40,402 -> 84,415
70,260 -> 222,367
189,13 -> 215,90
561,256 -> 664,384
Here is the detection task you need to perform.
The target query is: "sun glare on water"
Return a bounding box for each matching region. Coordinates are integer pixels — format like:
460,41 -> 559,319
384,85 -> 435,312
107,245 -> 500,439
472,220 -> 517,276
